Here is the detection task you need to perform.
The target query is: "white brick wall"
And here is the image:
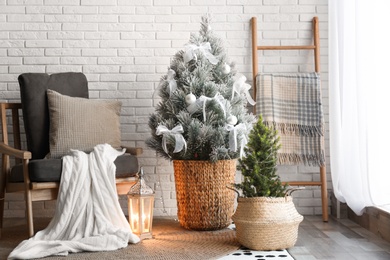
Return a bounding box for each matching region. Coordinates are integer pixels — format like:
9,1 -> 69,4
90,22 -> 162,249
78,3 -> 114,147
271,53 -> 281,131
0,0 -> 329,218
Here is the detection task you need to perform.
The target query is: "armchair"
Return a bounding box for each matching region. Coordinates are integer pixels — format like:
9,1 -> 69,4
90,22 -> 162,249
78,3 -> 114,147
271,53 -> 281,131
0,72 -> 142,238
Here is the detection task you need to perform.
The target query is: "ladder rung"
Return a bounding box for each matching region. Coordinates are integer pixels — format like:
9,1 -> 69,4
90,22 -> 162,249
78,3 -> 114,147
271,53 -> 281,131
258,45 -> 316,50
282,181 -> 323,186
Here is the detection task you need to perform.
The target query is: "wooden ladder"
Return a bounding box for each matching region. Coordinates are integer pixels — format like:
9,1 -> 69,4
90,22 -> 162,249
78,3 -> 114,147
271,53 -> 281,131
251,16 -> 328,222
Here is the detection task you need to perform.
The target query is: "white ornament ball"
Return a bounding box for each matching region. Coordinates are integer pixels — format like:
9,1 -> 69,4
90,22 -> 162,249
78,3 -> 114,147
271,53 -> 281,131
227,115 -> 238,125
185,93 -> 196,105
222,63 -> 231,74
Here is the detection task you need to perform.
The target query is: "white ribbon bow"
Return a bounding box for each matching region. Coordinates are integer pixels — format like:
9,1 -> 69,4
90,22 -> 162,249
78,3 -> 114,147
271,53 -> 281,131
183,42 -> 219,65
166,69 -> 177,95
156,124 -> 187,155
232,74 -> 256,105
225,123 -> 248,158
198,92 -> 226,122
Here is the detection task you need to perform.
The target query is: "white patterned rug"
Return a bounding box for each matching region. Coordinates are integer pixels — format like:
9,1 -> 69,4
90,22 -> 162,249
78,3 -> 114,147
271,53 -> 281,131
219,248 -> 294,259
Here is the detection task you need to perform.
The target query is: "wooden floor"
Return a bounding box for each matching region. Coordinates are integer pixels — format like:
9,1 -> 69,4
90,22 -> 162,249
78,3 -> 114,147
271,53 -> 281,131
2,216 -> 390,259
292,215 -> 390,259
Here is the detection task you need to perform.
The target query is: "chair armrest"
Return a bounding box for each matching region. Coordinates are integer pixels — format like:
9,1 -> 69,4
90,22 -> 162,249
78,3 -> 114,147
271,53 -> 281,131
0,102 -> 22,109
0,142 -> 32,159
121,145 -> 143,156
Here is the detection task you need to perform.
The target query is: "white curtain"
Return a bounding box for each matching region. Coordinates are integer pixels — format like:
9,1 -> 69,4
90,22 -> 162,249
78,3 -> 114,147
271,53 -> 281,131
329,0 -> 390,215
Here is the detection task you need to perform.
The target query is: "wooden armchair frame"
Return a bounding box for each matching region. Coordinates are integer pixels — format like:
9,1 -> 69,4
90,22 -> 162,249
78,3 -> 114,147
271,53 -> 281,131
0,103 -> 142,238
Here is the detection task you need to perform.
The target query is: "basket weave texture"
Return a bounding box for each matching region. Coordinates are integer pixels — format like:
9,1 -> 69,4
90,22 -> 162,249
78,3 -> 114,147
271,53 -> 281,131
232,196 -> 303,250
173,160 -> 236,231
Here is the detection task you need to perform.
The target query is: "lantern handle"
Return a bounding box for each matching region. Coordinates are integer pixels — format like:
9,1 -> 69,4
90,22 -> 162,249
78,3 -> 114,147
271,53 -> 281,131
138,166 -> 144,178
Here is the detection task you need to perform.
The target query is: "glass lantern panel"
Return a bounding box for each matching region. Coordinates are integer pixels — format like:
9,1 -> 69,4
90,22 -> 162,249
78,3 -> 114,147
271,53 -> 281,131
128,196 -> 140,234
141,197 -> 152,232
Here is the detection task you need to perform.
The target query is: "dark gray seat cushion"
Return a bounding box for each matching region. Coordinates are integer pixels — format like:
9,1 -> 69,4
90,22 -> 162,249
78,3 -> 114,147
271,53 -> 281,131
9,154 -> 139,183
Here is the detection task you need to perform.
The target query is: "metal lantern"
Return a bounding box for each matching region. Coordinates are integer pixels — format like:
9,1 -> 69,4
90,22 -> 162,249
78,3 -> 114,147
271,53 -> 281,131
127,167 -> 155,239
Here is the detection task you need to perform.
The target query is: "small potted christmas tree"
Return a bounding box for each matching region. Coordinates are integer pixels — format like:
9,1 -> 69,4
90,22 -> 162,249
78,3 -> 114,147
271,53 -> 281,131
232,115 -> 303,250
146,15 -> 255,230
234,115 -> 286,198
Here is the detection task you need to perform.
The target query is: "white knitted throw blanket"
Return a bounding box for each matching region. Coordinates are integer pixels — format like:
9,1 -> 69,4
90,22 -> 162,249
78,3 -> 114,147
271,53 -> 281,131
8,144 -> 140,260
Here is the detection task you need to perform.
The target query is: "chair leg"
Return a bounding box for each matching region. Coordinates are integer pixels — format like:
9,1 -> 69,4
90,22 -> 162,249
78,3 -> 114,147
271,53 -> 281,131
25,190 -> 34,237
22,159 -> 34,237
320,165 -> 328,222
0,198 -> 4,239
0,183 -> 5,239
0,155 -> 7,238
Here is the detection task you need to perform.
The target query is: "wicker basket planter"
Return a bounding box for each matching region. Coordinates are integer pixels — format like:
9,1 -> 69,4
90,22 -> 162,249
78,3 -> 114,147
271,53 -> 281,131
173,159 -> 236,231
232,196 -> 303,250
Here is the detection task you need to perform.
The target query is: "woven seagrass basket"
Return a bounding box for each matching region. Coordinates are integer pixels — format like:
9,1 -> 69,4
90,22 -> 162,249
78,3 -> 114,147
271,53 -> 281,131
173,159 -> 236,231
232,196 -> 303,250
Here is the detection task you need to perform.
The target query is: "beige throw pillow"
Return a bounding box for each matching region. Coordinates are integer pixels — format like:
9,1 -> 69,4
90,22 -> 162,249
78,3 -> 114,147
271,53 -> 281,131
47,89 -> 122,159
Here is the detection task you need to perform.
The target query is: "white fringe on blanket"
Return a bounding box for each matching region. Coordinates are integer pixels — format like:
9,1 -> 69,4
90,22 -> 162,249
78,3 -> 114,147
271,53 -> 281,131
278,153 -> 325,167
8,144 -> 140,260
263,122 -> 324,137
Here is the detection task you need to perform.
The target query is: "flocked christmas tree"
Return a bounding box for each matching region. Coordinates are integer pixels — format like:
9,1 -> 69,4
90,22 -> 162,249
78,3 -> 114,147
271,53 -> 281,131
147,15 -> 255,162
234,115 -> 287,197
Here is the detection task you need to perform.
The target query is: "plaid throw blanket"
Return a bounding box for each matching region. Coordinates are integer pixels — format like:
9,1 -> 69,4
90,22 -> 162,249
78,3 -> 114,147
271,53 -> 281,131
256,73 -> 325,166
